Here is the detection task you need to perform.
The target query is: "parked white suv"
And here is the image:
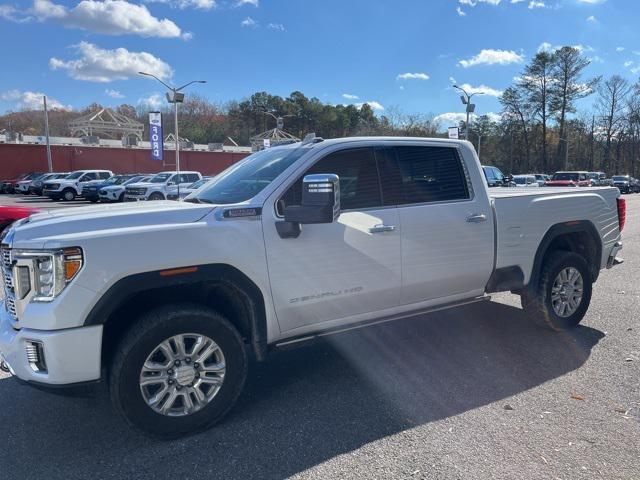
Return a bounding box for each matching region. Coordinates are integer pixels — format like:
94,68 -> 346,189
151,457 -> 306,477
124,171 -> 202,201
0,136 -> 625,438
43,170 -> 113,201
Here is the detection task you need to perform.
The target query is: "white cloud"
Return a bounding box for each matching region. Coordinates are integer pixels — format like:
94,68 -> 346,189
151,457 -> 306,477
434,112 -> 469,126
434,111 -> 501,129
138,92 -> 163,109
50,42 -> 173,83
458,0 -> 502,5
528,1 -> 545,8
449,76 -> 457,84
26,0 -> 190,39
396,72 -> 430,80
0,4 -> 31,21
1,90 -> 70,110
624,60 -> 634,67
267,22 -> 285,31
457,82 -> 503,97
353,101 -> 384,111
342,93 -> 359,100
105,89 -> 124,98
459,49 -> 524,68
456,7 -> 466,16
233,0 -> 257,6
538,42 -> 594,53
144,0 -> 215,10
616,47 -> 625,52
240,16 -> 256,27
576,0 -> 605,3
586,15 -> 597,22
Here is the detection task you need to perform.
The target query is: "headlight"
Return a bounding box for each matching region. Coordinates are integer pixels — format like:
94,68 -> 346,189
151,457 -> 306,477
12,247 -> 83,302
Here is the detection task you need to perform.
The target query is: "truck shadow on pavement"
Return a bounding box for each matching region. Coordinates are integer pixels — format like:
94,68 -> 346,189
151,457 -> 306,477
0,300 -> 604,480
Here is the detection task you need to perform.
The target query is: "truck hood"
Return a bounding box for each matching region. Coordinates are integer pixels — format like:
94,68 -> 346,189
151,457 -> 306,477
7,201 -> 215,248
126,182 -> 156,189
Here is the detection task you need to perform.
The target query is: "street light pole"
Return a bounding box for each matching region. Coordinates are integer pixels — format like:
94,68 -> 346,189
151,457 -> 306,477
138,72 -> 206,198
453,85 -> 484,140
43,96 -> 53,173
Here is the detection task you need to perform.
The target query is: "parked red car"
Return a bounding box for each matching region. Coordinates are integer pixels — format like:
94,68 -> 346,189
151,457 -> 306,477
544,171 -> 591,187
0,205 -> 41,232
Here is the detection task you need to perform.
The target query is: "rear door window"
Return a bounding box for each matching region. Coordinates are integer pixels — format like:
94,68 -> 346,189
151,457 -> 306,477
394,146 -> 470,204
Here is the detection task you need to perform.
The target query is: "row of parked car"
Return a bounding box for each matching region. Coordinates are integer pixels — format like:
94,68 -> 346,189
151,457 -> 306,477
482,167 -> 640,193
0,170 -> 214,202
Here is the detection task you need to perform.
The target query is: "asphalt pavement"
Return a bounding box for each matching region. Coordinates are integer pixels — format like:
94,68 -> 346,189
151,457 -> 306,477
0,193 -> 638,480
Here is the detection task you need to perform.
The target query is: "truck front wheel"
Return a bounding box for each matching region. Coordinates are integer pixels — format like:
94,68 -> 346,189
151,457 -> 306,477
521,250 -> 592,331
109,304 -> 248,438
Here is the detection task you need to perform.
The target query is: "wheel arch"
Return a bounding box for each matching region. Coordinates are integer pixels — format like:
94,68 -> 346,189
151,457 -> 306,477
526,220 -> 602,294
84,264 -> 269,367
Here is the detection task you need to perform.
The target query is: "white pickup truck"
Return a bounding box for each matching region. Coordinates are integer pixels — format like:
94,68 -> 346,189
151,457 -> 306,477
0,136 -> 625,438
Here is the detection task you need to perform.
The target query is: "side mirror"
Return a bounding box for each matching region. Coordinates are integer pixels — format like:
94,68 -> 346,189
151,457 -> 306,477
277,174 -> 340,239
167,181 -> 175,186
284,174 -> 340,224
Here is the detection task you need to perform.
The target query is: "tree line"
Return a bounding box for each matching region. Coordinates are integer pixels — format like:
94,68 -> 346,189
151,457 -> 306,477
1,45 -> 639,176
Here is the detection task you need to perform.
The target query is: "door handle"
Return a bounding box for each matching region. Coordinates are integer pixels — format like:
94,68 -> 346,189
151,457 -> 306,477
466,214 -> 487,223
369,225 -> 396,234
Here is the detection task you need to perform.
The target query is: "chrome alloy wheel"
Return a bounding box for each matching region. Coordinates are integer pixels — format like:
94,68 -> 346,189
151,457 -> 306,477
139,334 -> 226,417
551,267 -> 584,318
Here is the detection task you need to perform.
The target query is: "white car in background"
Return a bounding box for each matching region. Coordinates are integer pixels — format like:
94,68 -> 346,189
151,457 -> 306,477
513,175 -> 540,187
166,176 -> 213,201
124,171 -> 202,201
43,169 -> 113,201
98,175 -> 151,203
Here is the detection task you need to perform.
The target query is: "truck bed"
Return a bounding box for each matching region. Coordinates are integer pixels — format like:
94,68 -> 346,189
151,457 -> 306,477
490,186 -> 621,284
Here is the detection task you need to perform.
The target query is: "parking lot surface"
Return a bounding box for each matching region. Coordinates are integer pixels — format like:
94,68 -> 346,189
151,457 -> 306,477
0,193 -> 638,480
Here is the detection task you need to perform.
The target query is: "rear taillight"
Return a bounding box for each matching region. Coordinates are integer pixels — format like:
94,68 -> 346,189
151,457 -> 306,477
617,197 -> 626,232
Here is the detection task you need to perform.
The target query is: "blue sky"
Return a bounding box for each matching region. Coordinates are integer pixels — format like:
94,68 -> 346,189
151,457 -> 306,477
0,0 -> 638,126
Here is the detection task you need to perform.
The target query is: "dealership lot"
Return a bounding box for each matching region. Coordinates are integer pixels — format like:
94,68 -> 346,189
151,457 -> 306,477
0,193 -> 638,480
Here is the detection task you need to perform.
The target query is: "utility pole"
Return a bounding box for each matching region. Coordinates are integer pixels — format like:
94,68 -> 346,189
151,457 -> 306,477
43,96 -> 53,173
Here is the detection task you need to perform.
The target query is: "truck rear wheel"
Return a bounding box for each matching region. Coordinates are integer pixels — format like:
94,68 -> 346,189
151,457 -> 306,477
109,304 -> 248,438
521,250 -> 592,331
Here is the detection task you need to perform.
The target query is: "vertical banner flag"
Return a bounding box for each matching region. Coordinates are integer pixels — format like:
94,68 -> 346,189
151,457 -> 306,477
149,112 -> 163,161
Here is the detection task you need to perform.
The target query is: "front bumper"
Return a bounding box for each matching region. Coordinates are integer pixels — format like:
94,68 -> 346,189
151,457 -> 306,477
0,302 -> 103,385
43,189 -> 63,199
124,195 -> 146,202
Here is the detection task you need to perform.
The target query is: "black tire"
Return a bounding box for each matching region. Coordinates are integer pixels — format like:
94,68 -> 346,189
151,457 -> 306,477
89,198 -> 99,203
109,303 -> 248,438
148,192 -> 164,201
62,188 -> 75,201
118,192 -> 125,202
521,250 -> 592,331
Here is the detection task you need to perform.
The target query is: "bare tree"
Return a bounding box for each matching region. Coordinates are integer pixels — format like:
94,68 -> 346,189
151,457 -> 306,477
597,75 -> 631,172
500,86 -> 533,171
550,46 -> 599,171
519,51 -> 556,172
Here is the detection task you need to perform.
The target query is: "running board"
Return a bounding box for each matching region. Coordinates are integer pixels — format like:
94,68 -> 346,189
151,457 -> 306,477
273,295 -> 491,351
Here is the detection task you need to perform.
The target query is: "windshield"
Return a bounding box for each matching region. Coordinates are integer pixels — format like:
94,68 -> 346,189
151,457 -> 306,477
188,178 -> 209,189
612,176 -> 628,181
66,172 -> 83,180
149,173 -> 172,183
193,146 -> 308,204
124,176 -> 144,185
514,177 -> 527,185
552,172 -> 579,181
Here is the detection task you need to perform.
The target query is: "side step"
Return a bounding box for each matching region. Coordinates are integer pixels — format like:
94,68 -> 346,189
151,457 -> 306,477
273,295 -> 491,351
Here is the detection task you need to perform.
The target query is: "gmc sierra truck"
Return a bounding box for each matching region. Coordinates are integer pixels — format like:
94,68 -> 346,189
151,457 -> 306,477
0,136 -> 625,438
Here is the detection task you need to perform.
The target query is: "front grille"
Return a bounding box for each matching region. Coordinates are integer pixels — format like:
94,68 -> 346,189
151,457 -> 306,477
43,183 -> 60,190
126,187 -> 147,196
1,247 -> 17,322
